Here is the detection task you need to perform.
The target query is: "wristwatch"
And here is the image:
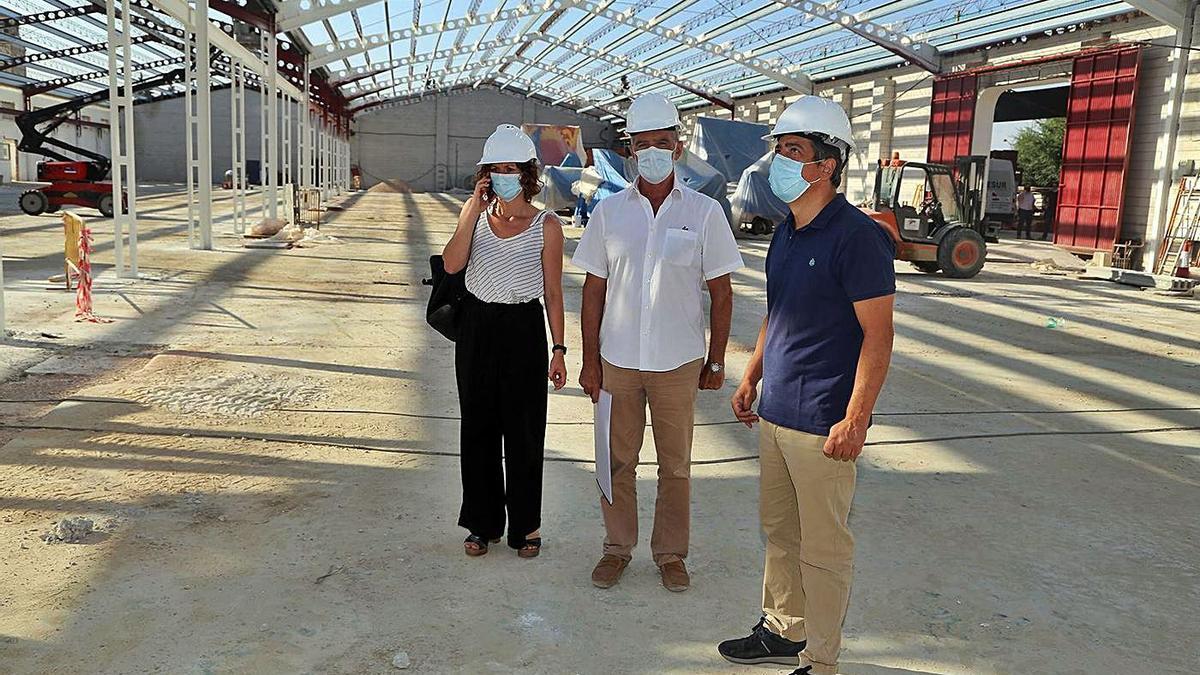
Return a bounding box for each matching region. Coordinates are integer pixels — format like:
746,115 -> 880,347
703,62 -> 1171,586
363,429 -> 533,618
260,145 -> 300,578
552,344 -> 568,355
708,361 -> 723,374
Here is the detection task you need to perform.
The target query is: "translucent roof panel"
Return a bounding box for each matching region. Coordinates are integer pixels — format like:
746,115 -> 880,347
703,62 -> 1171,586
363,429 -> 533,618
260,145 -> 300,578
0,0 -> 1143,112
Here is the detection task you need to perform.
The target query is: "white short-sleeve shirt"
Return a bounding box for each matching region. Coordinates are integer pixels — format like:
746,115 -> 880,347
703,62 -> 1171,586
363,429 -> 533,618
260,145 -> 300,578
572,181 -> 744,372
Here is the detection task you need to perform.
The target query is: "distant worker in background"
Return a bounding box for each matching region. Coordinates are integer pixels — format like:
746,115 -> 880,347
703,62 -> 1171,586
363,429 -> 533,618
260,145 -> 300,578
1016,185 -> 1041,239
574,93 -> 743,593
441,124 -> 568,559
888,151 -> 902,167
717,95 -> 895,675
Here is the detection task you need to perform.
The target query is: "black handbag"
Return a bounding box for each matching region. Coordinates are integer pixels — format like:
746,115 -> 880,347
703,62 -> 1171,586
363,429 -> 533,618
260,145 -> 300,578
424,255 -> 467,342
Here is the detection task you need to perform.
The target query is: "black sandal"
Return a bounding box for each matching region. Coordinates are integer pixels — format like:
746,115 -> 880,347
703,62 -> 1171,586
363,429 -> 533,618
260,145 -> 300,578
516,537 -> 542,559
464,534 -> 499,557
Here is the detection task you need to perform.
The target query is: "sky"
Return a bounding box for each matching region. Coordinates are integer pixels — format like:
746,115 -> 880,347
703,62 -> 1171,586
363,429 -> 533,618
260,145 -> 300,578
993,120 -> 1037,150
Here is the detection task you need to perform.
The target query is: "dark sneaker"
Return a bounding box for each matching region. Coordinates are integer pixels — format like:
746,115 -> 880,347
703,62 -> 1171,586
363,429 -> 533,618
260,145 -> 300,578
717,616 -> 805,666
789,668 -> 813,674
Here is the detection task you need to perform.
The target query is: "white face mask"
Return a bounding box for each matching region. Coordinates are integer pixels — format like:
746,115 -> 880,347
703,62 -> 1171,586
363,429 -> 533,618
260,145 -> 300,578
635,147 -> 675,184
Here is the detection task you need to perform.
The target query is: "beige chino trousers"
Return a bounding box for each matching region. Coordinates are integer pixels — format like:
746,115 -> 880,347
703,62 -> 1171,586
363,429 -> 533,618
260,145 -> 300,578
600,358 -> 704,566
760,419 -> 857,675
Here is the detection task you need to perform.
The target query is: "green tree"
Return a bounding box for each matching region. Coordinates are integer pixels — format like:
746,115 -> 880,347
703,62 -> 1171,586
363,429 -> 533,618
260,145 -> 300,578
1012,117 -> 1065,188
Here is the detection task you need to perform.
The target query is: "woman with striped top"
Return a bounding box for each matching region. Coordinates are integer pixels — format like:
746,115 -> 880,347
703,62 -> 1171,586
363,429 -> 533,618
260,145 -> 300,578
441,124 -> 566,559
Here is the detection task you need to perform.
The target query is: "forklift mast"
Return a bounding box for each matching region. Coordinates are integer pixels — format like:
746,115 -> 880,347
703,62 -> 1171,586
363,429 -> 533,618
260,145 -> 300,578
15,68 -> 185,181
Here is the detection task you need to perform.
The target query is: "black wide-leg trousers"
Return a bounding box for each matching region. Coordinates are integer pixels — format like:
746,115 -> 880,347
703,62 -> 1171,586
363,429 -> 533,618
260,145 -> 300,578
454,294 -> 548,548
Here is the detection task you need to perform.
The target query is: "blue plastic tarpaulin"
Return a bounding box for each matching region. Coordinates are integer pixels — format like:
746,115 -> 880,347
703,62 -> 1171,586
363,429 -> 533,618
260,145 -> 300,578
577,149 -> 734,229
688,116 -> 770,183
731,152 -> 789,228
540,165 -> 583,211
584,149 -> 631,209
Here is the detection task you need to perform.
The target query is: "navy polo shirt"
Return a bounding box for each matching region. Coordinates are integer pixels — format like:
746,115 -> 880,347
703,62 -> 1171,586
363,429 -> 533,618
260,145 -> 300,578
759,194 -> 896,436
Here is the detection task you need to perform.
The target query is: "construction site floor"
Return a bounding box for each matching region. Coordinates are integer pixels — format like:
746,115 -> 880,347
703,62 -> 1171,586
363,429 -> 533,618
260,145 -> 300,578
0,184 -> 1197,674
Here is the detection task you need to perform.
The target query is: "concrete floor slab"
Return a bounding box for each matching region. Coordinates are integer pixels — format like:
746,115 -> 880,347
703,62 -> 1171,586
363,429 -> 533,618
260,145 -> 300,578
0,186 -> 1197,674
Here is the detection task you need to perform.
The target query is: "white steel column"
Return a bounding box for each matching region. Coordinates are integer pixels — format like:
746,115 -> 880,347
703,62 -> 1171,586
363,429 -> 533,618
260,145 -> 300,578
258,32 -> 270,220
186,0 -> 213,250
185,30 -> 195,245
265,31 -> 279,221
231,62 -> 247,234
343,132 -> 350,191
299,59 -> 309,189
282,95 -> 292,187
105,0 -> 138,277
318,120 -> 327,198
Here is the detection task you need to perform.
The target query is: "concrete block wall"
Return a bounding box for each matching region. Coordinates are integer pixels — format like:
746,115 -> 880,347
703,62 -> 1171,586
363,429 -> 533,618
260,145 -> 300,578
133,88 -> 304,184
352,87 -> 619,192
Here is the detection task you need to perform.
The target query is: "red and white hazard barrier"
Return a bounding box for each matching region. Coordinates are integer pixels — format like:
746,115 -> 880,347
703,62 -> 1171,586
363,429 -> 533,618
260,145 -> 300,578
74,225 -> 113,324
1174,241 -> 1193,279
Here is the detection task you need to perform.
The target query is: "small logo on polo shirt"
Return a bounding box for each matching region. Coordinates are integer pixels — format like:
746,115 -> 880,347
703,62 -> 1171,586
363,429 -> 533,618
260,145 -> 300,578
808,258 -> 816,267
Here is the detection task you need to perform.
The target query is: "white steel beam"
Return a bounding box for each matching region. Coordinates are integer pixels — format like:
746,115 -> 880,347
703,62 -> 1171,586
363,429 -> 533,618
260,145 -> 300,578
309,1 -> 546,67
329,35 -> 526,85
106,0 -> 139,277
333,36 -> 732,104
574,0 -> 927,99
1124,0 -> 1187,27
263,29 -> 279,221
141,0 -> 303,99
277,0 -> 386,32
471,0 -> 579,85
353,64 -> 610,111
562,0 -> 811,91
773,0 -> 941,73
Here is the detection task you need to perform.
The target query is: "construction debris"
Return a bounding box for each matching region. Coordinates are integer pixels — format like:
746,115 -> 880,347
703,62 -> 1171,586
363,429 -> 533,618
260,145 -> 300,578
248,218 -> 288,238
391,651 -> 411,669
1081,265 -> 1199,292
42,516 -> 94,544
296,229 -> 343,246
1031,258 -> 1084,275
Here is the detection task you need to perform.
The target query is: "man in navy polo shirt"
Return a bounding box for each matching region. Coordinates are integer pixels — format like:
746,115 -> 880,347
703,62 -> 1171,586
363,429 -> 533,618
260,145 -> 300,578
717,96 -> 896,675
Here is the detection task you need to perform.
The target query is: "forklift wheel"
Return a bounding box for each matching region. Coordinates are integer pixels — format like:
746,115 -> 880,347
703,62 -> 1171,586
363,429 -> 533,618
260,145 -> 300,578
19,190 -> 48,216
97,194 -> 114,218
937,227 -> 987,279
750,217 -> 774,236
910,261 -> 941,275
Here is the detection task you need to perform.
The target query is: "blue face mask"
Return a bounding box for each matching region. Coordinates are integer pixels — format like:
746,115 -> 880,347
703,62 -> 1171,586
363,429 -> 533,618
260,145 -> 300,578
490,172 -> 523,202
768,154 -> 823,204
635,147 -> 675,184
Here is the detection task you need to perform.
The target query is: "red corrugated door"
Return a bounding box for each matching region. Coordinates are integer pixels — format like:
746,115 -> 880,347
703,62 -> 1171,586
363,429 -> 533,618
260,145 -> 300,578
927,75 -> 977,165
1054,47 -> 1142,251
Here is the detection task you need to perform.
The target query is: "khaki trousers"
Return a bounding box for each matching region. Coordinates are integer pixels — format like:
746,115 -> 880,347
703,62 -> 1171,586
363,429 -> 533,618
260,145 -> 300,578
760,420 -> 856,675
600,358 -> 703,566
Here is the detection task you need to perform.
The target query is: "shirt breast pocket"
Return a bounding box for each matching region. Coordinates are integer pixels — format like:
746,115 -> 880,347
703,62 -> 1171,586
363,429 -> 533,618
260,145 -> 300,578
663,229 -> 699,266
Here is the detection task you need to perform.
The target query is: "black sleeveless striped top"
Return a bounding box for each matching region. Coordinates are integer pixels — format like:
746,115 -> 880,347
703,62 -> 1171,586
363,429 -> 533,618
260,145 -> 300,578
464,209 -> 547,304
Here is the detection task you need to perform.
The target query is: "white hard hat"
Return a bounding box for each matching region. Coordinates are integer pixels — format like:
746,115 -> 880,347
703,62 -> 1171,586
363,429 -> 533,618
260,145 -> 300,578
624,93 -> 681,135
765,95 -> 856,153
478,124 -> 538,165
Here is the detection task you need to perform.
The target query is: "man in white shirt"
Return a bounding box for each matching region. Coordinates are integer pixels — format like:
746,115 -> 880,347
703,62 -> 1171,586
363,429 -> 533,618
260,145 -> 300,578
573,93 -> 744,593
1016,185 -> 1039,239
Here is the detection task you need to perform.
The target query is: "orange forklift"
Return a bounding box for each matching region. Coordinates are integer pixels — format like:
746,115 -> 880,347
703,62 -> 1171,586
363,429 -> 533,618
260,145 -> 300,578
863,156 -> 1006,278
16,69 -> 182,218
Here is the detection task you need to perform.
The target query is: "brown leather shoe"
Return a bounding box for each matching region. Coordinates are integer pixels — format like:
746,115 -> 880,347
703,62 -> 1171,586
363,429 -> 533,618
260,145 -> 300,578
591,554 -> 629,589
659,560 -> 690,592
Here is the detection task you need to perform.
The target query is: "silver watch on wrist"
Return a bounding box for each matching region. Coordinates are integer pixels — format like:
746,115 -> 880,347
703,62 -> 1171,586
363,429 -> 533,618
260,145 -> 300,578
708,361 -> 723,374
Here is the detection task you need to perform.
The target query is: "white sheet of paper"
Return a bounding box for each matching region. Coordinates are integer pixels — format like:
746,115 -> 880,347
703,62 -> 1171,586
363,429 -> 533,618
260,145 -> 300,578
594,389 -> 613,505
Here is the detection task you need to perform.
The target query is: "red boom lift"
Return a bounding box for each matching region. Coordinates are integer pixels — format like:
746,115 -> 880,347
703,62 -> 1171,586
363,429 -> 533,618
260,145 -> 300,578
16,69 -> 183,218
